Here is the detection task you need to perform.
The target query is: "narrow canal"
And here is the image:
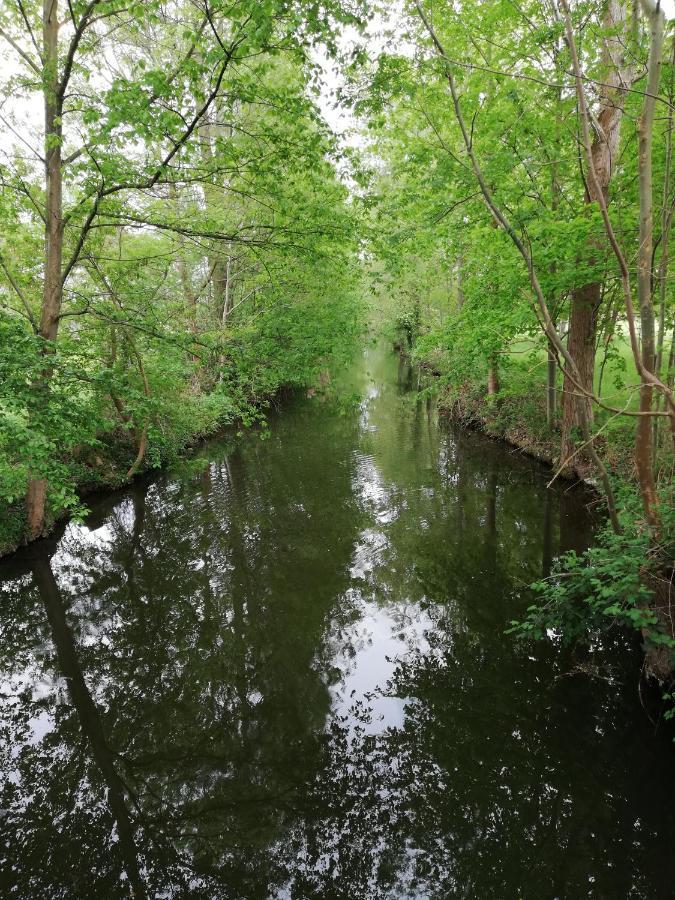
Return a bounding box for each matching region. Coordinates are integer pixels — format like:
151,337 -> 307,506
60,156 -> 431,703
1,344 -> 674,898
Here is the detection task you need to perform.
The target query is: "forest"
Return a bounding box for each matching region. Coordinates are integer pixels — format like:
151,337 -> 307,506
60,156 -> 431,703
0,0 -> 674,895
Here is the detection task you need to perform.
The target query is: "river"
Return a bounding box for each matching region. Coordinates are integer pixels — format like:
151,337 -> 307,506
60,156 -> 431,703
1,343 -> 674,898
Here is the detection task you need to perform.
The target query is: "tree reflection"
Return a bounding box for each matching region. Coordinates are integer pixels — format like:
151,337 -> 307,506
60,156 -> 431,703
0,344 -> 672,898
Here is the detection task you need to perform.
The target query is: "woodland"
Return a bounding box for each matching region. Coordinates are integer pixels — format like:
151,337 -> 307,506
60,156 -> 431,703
0,0 -> 674,681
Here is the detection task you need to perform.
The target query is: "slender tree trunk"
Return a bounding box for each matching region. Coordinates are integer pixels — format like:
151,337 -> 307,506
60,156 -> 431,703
456,254 -> 464,309
561,284 -> 598,464
547,346 -> 557,425
26,0 -> 63,538
547,18 -> 563,428
221,249 -> 232,325
197,118 -> 228,321
179,251 -> 199,332
212,250 -> 229,321
635,0 -> 664,530
169,184 -> 199,335
560,0 -> 632,470
655,37 -> 674,383
487,357 -> 499,395
653,36 -> 674,463
125,341 -> 150,480
198,101 -> 239,326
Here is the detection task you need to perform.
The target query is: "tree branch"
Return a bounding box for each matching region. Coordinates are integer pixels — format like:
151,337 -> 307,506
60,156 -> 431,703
61,23 -> 250,279
0,25 -> 42,76
0,248 -> 37,331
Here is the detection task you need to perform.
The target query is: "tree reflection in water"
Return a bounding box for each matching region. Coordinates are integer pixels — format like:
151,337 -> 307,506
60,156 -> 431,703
1,345 -> 674,898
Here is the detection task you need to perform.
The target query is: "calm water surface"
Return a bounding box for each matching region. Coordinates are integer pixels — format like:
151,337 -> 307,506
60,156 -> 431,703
2,345 -> 674,898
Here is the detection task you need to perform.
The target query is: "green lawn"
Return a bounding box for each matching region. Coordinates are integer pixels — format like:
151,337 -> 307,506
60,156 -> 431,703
507,332 -> 642,413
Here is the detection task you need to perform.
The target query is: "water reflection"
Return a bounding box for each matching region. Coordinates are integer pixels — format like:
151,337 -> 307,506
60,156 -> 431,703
1,345 -> 674,898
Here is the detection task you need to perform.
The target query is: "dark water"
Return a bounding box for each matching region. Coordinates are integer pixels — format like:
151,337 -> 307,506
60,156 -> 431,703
1,345 -> 674,899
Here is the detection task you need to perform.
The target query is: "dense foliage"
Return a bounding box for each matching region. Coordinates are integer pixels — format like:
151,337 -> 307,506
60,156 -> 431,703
0,0 -> 366,549
510,486 -> 675,679
354,0 -> 674,673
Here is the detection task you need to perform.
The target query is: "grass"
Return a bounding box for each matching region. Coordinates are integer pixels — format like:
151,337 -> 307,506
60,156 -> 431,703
425,330 -> 672,482
506,331 -> 653,423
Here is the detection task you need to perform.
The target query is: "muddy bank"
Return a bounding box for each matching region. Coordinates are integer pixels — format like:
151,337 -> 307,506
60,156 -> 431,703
436,387 -> 596,485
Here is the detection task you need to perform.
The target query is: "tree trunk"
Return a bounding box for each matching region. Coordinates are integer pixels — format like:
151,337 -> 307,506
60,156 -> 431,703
456,254 -> 464,309
198,102 -> 238,326
487,357 -> 499,395
635,0 -> 664,531
560,282 -> 599,468
653,36 -> 674,463
26,0 -> 63,538
170,184 -> 199,336
546,345 -> 557,425
547,15 -> 563,429
560,0 -> 632,470
221,249 -> 233,326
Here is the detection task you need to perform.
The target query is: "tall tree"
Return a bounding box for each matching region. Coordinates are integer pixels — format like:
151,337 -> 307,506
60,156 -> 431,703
559,0 -> 634,471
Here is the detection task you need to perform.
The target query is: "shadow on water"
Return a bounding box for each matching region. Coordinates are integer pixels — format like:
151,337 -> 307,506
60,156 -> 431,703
1,343 -> 675,898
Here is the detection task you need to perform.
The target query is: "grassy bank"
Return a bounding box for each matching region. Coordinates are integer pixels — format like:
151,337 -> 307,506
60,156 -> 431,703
0,310 -> 362,558
417,333 -> 669,485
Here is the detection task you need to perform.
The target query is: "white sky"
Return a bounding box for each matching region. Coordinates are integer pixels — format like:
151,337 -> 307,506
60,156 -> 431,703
1,3 -> 674,155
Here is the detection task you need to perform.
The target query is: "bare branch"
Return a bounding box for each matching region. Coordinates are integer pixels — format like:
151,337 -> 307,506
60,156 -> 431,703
0,248 -> 37,332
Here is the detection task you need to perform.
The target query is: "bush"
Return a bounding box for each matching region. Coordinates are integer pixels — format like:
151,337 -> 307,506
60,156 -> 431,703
509,486 -> 675,676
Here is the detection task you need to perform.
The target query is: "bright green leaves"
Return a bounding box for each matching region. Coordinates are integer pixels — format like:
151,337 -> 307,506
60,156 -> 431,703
509,486 -> 675,669
0,0 -> 366,547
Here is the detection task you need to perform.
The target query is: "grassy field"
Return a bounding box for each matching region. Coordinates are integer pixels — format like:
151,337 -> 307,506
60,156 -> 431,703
508,332 -> 645,413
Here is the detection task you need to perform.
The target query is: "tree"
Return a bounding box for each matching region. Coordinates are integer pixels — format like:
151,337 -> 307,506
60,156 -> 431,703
559,0 -> 635,471
0,0 -> 366,545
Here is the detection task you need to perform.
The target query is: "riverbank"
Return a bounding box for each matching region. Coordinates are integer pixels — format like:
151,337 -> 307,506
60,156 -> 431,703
0,372 -> 322,559
0,402 -> 248,558
413,343 -> 653,486
434,377 -> 595,482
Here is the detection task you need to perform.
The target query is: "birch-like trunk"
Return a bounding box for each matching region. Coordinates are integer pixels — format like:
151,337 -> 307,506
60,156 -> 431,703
635,0 -> 664,530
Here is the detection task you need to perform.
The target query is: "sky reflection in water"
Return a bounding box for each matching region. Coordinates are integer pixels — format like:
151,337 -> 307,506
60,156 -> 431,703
1,345 -> 674,899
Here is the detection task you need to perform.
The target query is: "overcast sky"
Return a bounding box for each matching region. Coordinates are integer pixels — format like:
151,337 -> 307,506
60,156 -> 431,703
1,3 -> 674,153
